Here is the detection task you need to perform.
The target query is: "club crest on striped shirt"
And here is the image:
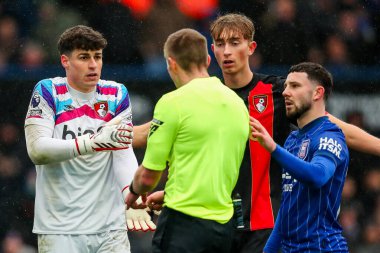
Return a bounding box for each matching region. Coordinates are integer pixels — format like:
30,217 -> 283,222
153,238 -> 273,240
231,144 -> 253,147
298,139 -> 310,159
94,101 -> 108,118
253,95 -> 268,113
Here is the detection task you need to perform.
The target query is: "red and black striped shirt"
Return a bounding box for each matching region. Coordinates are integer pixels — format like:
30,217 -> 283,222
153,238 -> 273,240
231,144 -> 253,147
232,73 -> 292,231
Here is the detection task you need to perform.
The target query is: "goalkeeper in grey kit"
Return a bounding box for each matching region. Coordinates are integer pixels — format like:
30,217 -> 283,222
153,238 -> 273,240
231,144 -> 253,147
24,25 -> 155,253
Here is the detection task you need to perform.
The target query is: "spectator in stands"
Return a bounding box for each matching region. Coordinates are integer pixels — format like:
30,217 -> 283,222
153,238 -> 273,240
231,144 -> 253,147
340,175 -> 363,248
32,0 -> 85,64
1,230 -> 37,253
0,16 -> 20,66
261,0 -> 308,64
325,34 -> 351,67
19,40 -> 46,69
358,221 -> 380,253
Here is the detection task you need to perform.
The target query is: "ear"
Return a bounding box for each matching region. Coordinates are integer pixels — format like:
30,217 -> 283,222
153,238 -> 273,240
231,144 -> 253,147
61,54 -> 69,69
211,43 -> 215,53
206,55 -> 211,68
167,57 -> 177,72
248,41 -> 257,56
314,85 -> 325,101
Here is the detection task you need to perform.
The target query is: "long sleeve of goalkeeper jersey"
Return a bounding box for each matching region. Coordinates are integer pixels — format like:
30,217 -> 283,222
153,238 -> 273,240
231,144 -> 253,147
112,148 -> 138,199
264,209 -> 283,253
25,124 -> 78,165
271,144 -> 336,188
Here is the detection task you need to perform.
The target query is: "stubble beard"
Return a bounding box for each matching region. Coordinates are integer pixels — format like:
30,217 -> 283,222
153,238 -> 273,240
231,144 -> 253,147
286,102 -> 311,121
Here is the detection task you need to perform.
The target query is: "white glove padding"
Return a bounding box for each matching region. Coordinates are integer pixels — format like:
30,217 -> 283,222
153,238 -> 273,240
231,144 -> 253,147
125,208 -> 156,232
75,124 -> 133,155
105,115 -> 123,126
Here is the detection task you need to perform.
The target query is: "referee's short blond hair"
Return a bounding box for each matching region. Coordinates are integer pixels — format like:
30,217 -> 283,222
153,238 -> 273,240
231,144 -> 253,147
164,28 -> 208,72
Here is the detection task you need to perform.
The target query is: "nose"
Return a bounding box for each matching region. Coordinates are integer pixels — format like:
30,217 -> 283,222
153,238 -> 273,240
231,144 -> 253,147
88,57 -> 97,68
282,86 -> 290,97
223,43 -> 232,55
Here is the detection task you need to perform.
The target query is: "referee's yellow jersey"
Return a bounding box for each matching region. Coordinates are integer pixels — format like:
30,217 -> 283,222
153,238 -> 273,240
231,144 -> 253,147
143,76 -> 249,224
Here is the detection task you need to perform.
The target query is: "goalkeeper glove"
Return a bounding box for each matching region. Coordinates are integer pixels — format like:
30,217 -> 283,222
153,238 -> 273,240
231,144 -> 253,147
75,123 -> 133,155
104,115 -> 123,126
125,196 -> 156,231
125,208 -> 156,231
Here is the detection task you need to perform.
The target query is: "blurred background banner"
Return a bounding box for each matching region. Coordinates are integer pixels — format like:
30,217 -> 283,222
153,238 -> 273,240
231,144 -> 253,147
0,0 -> 380,252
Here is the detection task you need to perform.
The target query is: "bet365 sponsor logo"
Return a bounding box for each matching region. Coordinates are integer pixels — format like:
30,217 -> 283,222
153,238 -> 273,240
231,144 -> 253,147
318,137 -> 342,158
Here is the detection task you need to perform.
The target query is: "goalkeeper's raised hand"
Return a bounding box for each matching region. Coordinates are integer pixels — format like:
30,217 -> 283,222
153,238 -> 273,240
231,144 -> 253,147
75,123 -> 133,155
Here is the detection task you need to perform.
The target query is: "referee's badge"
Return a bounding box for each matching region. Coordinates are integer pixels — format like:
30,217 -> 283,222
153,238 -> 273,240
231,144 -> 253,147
253,95 -> 268,113
298,139 -> 310,160
149,118 -> 164,137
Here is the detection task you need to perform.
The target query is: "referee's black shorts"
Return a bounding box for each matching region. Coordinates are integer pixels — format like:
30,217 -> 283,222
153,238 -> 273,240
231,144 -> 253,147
152,207 -> 234,253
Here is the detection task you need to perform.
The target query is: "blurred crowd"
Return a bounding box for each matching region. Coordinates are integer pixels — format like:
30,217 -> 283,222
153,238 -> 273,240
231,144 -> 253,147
1,0 -> 380,252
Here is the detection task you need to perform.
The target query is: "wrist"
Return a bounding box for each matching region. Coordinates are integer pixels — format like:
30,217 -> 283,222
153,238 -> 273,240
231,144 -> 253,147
129,181 -> 139,195
75,134 -> 94,156
269,142 -> 277,153
122,185 -> 130,200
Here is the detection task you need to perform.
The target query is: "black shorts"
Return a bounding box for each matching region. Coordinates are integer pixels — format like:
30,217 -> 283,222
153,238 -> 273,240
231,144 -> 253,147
230,228 -> 272,253
152,207 -> 234,253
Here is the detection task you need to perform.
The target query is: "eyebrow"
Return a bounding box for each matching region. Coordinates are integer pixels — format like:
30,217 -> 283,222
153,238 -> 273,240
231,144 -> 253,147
216,36 -> 241,42
284,81 -> 301,87
78,52 -> 102,56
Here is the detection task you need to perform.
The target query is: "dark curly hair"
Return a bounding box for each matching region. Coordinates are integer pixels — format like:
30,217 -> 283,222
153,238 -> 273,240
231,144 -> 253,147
58,25 -> 107,55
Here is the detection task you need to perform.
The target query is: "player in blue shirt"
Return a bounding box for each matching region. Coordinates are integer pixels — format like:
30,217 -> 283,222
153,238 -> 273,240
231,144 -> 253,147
251,62 -> 349,253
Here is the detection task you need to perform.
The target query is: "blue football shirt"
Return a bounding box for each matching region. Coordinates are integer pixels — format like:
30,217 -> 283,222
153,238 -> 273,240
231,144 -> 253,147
265,116 -> 349,252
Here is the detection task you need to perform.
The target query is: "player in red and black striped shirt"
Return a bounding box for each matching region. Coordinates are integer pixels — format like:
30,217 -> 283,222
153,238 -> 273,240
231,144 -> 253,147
210,13 -> 380,253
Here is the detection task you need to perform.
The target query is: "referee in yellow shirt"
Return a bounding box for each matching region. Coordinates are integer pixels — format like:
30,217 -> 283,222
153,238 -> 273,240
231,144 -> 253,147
125,28 -> 250,253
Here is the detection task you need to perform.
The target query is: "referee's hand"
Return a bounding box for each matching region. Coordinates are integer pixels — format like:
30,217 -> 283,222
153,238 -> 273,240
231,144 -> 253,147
146,190 -> 164,211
